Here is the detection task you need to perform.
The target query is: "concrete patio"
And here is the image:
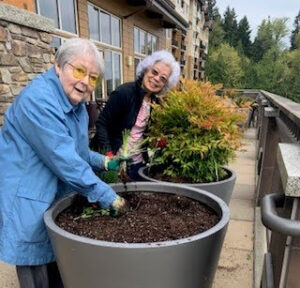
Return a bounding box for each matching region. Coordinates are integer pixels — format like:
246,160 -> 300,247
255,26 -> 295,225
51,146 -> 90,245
0,128 -> 259,288
213,127 -> 258,288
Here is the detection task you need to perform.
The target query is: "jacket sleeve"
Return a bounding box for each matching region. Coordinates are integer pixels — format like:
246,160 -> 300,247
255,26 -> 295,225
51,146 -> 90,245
95,88 -> 125,153
13,85 -> 116,208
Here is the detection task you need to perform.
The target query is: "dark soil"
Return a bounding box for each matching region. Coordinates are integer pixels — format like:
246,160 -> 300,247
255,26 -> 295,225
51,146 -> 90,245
56,192 -> 220,243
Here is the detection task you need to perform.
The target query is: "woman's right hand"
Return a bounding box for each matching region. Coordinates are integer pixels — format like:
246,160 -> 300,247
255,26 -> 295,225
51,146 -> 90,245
105,156 -> 132,171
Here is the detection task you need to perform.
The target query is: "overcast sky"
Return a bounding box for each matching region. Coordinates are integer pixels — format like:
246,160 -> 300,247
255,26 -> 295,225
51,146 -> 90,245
216,0 -> 300,42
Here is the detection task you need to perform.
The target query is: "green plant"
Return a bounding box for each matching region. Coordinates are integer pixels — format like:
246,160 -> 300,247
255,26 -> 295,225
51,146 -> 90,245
74,206 -> 110,220
144,79 -> 244,183
96,170 -> 119,184
118,129 -> 131,180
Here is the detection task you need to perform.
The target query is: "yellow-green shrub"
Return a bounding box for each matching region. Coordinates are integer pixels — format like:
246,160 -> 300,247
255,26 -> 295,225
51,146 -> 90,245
145,79 -> 245,183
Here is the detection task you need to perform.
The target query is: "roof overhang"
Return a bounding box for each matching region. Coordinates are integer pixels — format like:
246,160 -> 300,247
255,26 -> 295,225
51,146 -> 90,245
148,0 -> 189,31
126,0 -> 189,31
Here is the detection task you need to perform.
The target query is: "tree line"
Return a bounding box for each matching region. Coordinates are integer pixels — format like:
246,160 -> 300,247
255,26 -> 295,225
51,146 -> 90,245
205,0 -> 300,103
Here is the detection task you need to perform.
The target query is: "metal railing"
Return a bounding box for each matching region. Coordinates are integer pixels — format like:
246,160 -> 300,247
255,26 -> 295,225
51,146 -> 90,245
248,90 -> 300,288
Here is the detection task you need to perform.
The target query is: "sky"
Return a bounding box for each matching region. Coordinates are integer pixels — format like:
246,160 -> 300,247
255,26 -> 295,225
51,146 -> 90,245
216,0 -> 300,43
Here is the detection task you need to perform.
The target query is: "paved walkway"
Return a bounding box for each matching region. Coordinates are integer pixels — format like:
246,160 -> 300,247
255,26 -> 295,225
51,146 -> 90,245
213,128 -> 257,288
0,128 -> 258,288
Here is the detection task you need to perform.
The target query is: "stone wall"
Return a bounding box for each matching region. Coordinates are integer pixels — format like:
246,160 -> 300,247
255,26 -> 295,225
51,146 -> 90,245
0,2 -> 55,126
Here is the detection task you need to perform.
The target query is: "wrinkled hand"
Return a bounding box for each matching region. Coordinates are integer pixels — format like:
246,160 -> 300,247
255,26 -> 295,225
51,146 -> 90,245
110,195 -> 129,217
104,156 -> 132,171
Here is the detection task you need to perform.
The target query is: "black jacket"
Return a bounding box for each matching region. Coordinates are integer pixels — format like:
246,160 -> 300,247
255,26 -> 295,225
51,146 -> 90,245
94,78 -> 157,154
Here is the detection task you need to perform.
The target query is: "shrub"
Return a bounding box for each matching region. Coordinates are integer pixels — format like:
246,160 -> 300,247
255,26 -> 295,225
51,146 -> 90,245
144,79 -> 245,183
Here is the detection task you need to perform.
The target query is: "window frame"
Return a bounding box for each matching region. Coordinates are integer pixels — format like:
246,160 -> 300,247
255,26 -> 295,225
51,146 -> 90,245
134,26 -> 158,57
104,49 -> 122,97
87,2 -> 123,98
36,0 -> 79,38
88,2 -> 122,50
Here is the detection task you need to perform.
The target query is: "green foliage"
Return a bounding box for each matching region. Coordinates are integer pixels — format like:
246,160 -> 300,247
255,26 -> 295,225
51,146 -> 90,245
208,18 -> 225,50
290,10 -> 300,50
206,43 -> 244,88
222,7 -> 238,47
96,170 -> 119,184
256,48 -> 300,102
207,8 -> 299,102
144,80 -> 244,183
237,16 -> 252,57
74,206 -> 110,220
251,18 -> 288,62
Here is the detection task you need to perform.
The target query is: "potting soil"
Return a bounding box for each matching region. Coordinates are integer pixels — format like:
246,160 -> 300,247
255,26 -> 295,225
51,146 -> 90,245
56,192 -> 220,243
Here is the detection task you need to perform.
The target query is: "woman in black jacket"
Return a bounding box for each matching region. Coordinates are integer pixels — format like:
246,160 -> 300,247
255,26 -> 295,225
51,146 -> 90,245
94,50 -> 180,180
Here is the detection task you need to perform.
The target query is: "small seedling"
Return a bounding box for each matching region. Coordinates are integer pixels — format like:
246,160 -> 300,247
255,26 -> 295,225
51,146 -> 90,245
74,206 -> 110,220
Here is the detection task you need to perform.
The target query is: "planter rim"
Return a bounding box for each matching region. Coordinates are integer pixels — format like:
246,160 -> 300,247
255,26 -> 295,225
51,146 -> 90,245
138,166 -> 236,186
44,182 -> 230,249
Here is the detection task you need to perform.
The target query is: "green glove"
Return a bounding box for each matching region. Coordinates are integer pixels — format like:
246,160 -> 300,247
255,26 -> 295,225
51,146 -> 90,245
110,195 -> 129,217
104,156 -> 131,171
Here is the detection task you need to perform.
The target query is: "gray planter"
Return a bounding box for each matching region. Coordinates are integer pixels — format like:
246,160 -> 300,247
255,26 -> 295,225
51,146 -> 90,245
138,166 -> 236,204
44,182 -> 230,288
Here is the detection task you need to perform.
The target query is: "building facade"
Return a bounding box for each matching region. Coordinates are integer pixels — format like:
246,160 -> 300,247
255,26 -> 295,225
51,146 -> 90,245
0,0 -> 210,101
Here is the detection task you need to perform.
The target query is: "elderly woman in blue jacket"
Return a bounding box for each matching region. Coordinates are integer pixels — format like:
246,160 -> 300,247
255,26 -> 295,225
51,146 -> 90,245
95,50 -> 180,180
0,38 -> 129,287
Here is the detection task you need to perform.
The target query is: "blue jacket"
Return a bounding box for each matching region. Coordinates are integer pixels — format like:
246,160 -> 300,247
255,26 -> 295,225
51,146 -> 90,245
0,67 -> 116,265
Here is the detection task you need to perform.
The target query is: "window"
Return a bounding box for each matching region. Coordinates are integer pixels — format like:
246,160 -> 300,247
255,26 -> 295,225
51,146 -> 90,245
88,4 -> 100,41
50,36 -> 68,52
93,51 -> 105,100
134,27 -> 158,76
166,29 -> 172,39
185,4 -> 189,15
88,3 -> 122,98
88,3 -> 121,48
105,50 -> 121,96
134,27 -> 157,56
37,0 -> 77,34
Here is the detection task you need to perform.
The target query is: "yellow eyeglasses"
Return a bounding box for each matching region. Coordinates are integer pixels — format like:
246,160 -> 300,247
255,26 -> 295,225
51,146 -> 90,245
67,63 -> 100,87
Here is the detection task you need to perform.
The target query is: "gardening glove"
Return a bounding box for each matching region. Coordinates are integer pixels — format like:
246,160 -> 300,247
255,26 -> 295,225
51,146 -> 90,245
110,195 -> 129,217
104,155 -> 131,171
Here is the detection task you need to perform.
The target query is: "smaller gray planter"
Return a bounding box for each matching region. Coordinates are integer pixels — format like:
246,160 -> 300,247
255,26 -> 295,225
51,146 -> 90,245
138,166 -> 236,205
44,182 -> 230,288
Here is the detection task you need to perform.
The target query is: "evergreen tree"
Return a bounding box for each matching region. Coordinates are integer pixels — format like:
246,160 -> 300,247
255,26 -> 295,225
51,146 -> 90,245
237,16 -> 252,57
206,0 -> 216,20
208,15 -> 225,50
251,19 -> 274,62
222,7 -> 238,47
272,18 -> 289,46
290,10 -> 300,50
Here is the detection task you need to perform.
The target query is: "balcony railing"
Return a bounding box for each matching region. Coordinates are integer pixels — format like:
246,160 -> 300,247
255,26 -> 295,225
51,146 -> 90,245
171,39 -> 178,47
233,89 -> 300,288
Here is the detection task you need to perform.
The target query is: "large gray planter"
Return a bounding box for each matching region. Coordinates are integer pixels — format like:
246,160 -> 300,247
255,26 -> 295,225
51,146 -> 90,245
138,166 -> 236,204
44,182 -> 230,288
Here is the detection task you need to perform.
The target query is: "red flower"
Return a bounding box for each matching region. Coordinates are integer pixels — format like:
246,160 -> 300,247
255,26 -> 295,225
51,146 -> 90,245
157,138 -> 167,148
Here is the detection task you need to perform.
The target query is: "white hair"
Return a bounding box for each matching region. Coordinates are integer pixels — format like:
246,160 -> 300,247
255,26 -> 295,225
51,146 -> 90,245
55,38 -> 105,77
136,50 -> 180,93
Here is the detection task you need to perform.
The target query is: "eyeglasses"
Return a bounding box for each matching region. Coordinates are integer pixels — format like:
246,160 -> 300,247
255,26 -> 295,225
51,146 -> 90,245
149,68 -> 168,84
67,63 -> 100,87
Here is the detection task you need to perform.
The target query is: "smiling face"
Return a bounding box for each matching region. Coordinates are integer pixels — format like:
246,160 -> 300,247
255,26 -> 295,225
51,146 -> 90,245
142,62 -> 172,94
55,54 -> 100,105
